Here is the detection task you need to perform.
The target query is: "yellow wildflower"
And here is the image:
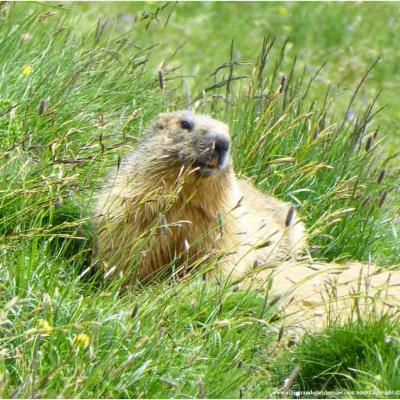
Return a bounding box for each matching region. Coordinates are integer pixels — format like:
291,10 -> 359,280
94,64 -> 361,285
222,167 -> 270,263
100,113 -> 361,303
278,7 -> 289,16
36,319 -> 53,334
22,65 -> 32,76
73,332 -> 90,348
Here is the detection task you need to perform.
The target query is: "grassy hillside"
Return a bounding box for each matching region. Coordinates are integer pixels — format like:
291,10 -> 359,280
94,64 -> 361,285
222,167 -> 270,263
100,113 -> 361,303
0,2 -> 399,398
76,2 -> 400,145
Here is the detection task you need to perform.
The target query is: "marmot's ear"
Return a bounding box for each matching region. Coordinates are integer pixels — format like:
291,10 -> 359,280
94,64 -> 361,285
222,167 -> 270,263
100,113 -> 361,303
154,113 -> 170,130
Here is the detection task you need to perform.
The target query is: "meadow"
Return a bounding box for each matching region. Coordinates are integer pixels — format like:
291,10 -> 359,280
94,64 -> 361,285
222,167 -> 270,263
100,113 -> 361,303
0,2 -> 400,398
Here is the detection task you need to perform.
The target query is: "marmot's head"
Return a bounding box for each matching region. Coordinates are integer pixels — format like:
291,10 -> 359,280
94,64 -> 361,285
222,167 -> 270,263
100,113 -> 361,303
142,110 -> 231,177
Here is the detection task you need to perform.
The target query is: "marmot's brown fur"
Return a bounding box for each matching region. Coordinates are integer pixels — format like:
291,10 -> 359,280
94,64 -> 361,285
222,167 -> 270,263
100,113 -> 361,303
93,110 -> 305,285
94,110 -> 400,330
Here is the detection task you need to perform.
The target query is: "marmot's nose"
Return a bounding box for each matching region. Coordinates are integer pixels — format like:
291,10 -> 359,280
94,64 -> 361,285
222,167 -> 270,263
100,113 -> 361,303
214,136 -> 230,156
210,135 -> 230,169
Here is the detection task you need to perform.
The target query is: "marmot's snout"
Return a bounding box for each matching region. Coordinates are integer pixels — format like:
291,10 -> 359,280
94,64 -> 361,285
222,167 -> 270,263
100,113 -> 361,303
212,134 -> 230,168
196,132 -> 230,175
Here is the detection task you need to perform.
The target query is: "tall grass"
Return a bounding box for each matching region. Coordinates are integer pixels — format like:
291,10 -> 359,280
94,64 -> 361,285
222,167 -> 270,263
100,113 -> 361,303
193,39 -> 399,265
0,3 -> 399,398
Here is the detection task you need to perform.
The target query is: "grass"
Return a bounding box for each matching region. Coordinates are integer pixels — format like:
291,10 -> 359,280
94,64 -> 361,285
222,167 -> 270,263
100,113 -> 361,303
0,2 -> 400,398
76,2 -> 400,146
273,317 -> 400,398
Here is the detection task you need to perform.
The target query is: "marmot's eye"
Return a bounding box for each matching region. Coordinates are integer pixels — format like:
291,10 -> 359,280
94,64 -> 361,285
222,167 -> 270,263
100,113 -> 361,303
180,120 -> 193,131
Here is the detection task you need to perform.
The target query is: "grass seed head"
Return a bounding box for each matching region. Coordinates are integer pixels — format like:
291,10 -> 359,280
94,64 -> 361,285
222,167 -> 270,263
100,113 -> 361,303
38,99 -> 48,115
379,190 -> 388,207
279,75 -> 287,94
158,69 -> 164,90
361,195 -> 372,207
158,326 -> 165,340
365,135 -> 373,152
377,169 -> 386,184
197,377 -> 206,399
131,303 -> 139,319
285,205 -> 295,227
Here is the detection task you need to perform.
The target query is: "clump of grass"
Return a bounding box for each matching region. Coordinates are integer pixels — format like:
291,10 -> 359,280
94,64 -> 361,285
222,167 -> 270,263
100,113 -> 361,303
272,317 -> 400,398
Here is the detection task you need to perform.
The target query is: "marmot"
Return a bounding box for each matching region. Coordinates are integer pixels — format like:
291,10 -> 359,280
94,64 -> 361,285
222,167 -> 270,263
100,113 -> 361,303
93,110 -> 400,329
93,110 -> 306,285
